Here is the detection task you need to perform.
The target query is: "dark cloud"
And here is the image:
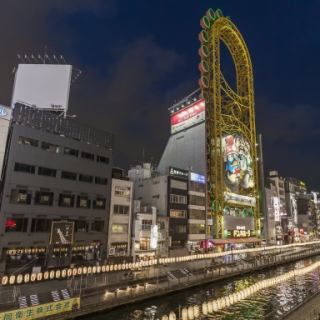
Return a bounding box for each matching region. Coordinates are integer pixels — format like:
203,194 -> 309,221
1,0 -> 320,190
257,99 -> 320,187
70,37 -> 194,167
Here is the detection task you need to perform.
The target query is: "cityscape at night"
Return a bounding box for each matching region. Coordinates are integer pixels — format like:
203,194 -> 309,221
0,1 -> 320,319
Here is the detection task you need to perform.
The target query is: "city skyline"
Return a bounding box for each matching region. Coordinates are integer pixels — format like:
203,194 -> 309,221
0,1 -> 319,188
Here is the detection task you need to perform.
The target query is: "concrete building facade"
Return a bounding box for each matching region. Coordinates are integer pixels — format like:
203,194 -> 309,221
107,177 -> 133,260
0,104 -> 113,271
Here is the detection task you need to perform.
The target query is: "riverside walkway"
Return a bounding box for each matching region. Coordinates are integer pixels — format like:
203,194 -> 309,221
0,242 -> 319,320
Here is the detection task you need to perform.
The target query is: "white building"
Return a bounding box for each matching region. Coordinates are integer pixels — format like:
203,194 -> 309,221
107,178 -> 133,259
132,201 -> 169,260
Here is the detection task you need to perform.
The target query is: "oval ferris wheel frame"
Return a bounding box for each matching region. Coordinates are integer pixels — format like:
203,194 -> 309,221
200,12 -> 260,239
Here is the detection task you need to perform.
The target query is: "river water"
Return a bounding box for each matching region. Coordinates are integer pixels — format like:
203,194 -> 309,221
81,256 -> 320,320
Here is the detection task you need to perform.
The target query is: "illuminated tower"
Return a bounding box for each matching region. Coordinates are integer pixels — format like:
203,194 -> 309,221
199,9 -> 260,240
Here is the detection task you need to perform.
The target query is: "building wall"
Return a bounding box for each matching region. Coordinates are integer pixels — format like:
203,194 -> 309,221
0,123 -> 112,259
107,178 -> 133,257
0,106 -> 11,179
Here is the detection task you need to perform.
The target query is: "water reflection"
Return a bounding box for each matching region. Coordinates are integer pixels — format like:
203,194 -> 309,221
81,257 -> 320,320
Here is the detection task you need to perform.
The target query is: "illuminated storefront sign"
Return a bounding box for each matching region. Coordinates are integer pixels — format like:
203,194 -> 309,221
150,225 -> 158,250
190,172 -> 205,184
6,248 -> 46,255
273,196 -> 280,222
170,99 -> 205,134
224,192 -> 256,207
50,221 -> 74,245
0,297 -> 80,320
228,226 -> 252,238
169,166 -> 188,179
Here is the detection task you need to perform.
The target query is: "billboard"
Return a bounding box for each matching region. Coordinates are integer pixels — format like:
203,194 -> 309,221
0,105 -> 11,121
170,99 -> 205,134
50,221 -> 74,245
190,172 -> 205,184
12,64 -> 72,112
222,134 -> 254,193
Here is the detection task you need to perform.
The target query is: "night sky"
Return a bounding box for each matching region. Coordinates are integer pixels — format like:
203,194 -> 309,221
0,1 -> 319,189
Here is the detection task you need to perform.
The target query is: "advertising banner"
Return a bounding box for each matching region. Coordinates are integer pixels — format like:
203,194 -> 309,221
0,297 -> 80,320
170,99 -> 205,134
222,134 -> 254,195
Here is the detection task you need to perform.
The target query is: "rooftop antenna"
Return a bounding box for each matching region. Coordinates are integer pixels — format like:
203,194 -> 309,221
17,54 -> 25,63
24,54 -> 31,63
60,55 -> 67,64
44,45 -> 48,63
45,54 -> 52,64
53,54 -> 60,64
30,54 -> 41,64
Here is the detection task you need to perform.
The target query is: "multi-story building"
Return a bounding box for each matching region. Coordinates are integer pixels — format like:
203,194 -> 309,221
285,177 -> 307,229
0,104 -> 113,271
0,105 -> 11,180
268,171 -> 287,234
187,172 -> 206,252
157,90 -> 259,248
131,201 -> 169,260
107,170 -> 133,261
129,163 -> 209,255
264,180 -> 278,244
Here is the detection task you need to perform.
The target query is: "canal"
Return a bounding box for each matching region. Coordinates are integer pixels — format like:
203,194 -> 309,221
80,255 -> 320,320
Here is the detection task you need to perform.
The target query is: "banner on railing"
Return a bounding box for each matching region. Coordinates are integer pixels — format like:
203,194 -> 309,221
0,297 -> 80,320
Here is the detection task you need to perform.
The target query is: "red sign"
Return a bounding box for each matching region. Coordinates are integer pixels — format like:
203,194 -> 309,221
170,99 -> 205,134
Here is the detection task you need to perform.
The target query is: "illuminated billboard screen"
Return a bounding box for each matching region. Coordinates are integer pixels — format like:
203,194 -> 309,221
222,134 -> 255,206
170,99 -> 205,134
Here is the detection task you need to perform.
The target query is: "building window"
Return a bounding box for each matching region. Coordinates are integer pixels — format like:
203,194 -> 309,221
31,219 -> 51,232
38,166 -> 57,177
189,181 -> 205,193
92,221 -> 104,232
139,238 -> 150,251
170,194 -> 187,204
176,225 -> 187,233
59,194 -> 75,207
114,185 -> 131,198
41,142 -> 59,153
95,176 -> 108,185
189,195 -> 205,206
14,162 -> 35,174
189,223 -> 206,234
141,220 -> 152,231
170,209 -> 186,218
81,151 -> 94,161
5,218 -> 28,232
77,196 -> 91,209
93,198 -> 106,209
79,174 -> 93,183
97,155 -> 109,164
189,209 -> 206,220
10,189 -> 32,205
170,179 -> 187,190
35,191 -> 54,206
113,205 -> 129,215
111,223 -> 128,233
18,136 -> 38,147
75,220 -> 89,232
61,171 -> 77,180
64,147 -> 79,157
